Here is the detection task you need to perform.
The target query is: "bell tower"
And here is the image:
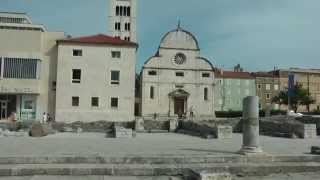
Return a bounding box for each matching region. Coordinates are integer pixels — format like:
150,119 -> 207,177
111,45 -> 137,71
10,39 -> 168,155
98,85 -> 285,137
109,0 -> 137,42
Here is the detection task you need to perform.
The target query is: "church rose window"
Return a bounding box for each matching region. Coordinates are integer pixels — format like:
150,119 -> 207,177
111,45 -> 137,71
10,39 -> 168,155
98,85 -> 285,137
174,53 -> 186,65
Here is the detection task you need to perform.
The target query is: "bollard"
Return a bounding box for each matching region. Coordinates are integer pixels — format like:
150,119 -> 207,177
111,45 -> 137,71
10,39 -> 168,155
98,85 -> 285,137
239,96 -> 263,155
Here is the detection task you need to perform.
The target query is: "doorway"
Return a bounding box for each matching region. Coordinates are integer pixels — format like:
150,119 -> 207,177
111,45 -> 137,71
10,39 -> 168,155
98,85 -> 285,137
174,97 -> 185,117
0,100 -> 8,119
0,95 -> 17,120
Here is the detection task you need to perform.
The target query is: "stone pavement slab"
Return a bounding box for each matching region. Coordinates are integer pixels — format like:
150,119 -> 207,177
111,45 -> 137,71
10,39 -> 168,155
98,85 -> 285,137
0,176 -> 177,180
0,133 -> 319,156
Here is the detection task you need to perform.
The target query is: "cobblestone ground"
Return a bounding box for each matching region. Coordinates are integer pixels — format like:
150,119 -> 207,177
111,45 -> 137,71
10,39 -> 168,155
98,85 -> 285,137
0,132 -> 319,156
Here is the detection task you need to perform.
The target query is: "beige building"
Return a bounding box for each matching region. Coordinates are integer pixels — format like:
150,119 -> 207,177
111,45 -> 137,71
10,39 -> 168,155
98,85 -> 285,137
55,34 -> 138,123
140,25 -> 215,119
252,72 -> 280,111
277,68 -> 320,112
0,12 -> 64,121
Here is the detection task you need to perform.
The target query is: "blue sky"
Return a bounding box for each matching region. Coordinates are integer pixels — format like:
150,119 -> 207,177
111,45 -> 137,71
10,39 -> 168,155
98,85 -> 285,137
1,0 -> 320,72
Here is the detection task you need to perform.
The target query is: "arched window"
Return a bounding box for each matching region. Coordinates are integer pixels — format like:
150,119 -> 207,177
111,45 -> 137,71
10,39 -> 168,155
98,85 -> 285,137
127,7 -> 131,16
116,6 -> 120,16
124,36 -> 130,41
124,23 -> 131,31
204,88 -> 208,101
119,6 -> 123,16
123,6 -> 127,17
150,86 -> 154,99
115,22 -> 121,30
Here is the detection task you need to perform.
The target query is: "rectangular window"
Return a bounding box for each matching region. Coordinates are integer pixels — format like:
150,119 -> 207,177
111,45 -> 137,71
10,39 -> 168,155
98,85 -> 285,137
202,73 -> 210,78
266,93 -> 271,100
72,96 -> 79,107
266,84 -> 271,90
148,70 -> 157,76
111,51 -> 121,58
73,49 -> 82,56
257,84 -> 262,89
274,84 -> 279,90
3,58 -> 38,79
72,69 -> 81,83
111,97 -> 118,108
111,70 -> 120,85
24,100 -> 34,110
176,72 -> 184,77
91,97 -> 99,107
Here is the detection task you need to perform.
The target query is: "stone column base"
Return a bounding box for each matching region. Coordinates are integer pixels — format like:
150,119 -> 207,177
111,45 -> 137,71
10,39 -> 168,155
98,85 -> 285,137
239,146 -> 263,155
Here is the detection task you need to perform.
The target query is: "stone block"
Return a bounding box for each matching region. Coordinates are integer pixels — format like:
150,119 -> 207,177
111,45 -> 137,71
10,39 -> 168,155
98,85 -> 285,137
311,146 -> 320,155
63,127 -> 74,132
3,130 -> 26,137
135,118 -> 145,131
192,171 -> 232,180
115,126 -> 134,138
304,124 -> 317,139
216,126 -> 232,139
169,119 -> 179,132
29,122 -> 49,137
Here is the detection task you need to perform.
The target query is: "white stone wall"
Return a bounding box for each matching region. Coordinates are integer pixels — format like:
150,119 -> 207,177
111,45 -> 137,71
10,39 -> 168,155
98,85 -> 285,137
141,29 -> 215,119
55,43 -> 136,123
109,0 -> 137,42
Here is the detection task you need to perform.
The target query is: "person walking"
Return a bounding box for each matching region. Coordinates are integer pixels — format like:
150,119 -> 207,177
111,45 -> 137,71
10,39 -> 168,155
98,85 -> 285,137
42,112 -> 47,124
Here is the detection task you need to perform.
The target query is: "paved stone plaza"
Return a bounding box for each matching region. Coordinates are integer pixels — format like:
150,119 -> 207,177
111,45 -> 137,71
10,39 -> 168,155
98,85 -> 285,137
1,173 -> 320,180
0,132 -> 319,156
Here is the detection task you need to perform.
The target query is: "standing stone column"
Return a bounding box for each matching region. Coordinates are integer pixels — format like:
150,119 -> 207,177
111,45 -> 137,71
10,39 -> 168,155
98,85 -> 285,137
239,96 -> 263,154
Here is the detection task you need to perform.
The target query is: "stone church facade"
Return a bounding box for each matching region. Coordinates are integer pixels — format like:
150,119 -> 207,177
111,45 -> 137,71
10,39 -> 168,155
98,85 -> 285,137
140,25 -> 216,119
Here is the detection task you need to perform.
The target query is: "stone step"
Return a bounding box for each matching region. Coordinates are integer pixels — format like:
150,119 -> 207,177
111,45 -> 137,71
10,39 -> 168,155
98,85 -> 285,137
0,155 -> 320,165
0,162 -> 320,177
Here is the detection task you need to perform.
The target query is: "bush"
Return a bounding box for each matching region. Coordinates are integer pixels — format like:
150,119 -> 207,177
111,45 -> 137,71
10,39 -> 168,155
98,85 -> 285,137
215,111 -> 242,118
215,110 -> 287,118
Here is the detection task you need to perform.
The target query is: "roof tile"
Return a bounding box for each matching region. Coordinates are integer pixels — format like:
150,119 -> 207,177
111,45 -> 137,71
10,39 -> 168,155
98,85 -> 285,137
57,34 -> 138,47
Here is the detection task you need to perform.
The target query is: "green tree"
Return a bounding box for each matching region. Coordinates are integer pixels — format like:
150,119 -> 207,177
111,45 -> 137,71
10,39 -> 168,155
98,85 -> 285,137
272,84 -> 315,112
